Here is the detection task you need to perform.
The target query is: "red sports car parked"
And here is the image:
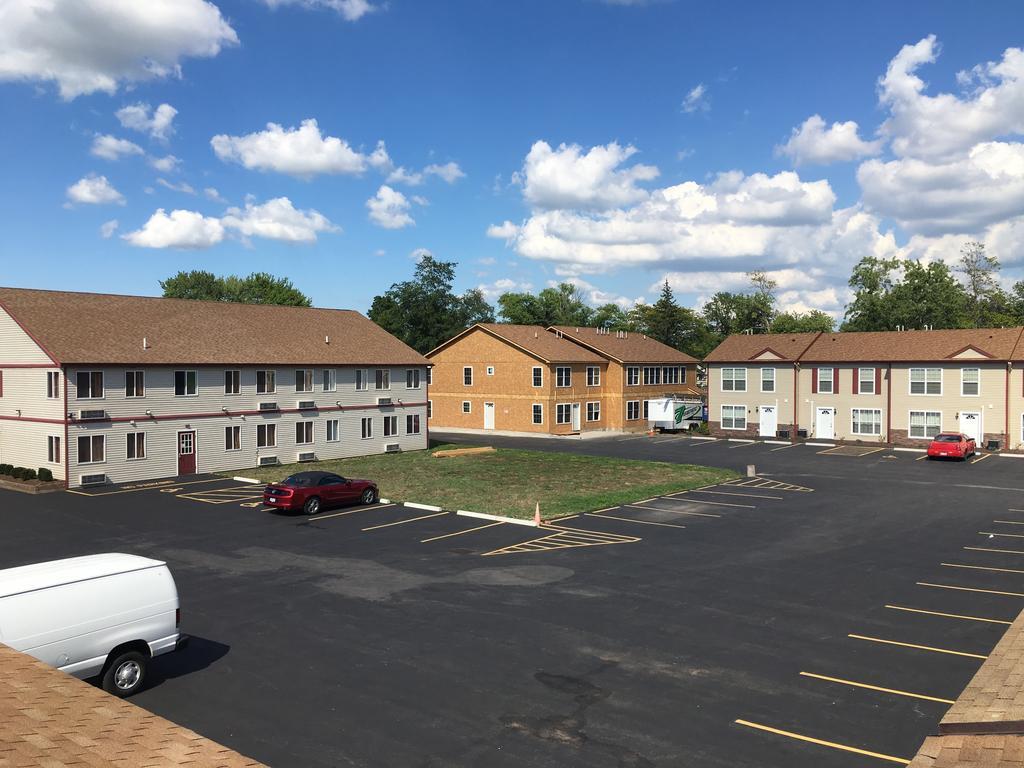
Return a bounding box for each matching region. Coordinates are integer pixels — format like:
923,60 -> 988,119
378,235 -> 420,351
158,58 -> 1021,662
263,471 -> 378,514
926,432 -> 977,461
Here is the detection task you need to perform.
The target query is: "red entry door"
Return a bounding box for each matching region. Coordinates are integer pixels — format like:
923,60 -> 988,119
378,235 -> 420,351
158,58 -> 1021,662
177,431 -> 197,475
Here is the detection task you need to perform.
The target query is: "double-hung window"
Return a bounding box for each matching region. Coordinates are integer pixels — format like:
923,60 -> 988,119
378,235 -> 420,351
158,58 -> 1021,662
76,371 -> 104,399
760,368 -> 775,393
858,368 -> 875,394
556,367 -> 571,387
532,367 -> 543,387
555,403 -> 572,425
626,401 -> 640,420
78,434 -> 105,464
225,426 -> 241,451
46,371 -> 60,399
323,369 -> 337,392
361,417 -> 373,439
257,424 -> 277,448
532,404 -> 543,424
375,369 -> 390,390
587,366 -> 600,386
174,370 -> 197,397
426,368 -> 432,385
354,369 -> 367,391
851,409 -> 882,436
295,369 -> 313,393
961,368 -> 980,396
383,415 -> 398,437
463,367 -> 473,386
910,368 -> 942,395
586,401 -> 601,422
427,400 -> 433,419
127,432 -> 146,460
643,366 -> 661,386
406,369 -> 420,389
626,367 -> 639,386
909,410 -> 941,439
257,370 -> 276,394
224,370 -> 240,395
406,414 -> 420,434
326,419 -> 340,442
663,367 -> 680,385
462,401 -> 471,414
721,368 -> 746,392
47,435 -> 61,464
295,421 -> 313,445
721,405 -> 747,430
125,370 -> 145,398
817,368 -> 834,394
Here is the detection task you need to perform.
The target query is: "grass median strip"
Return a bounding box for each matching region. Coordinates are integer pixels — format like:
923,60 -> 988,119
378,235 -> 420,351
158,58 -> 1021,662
228,442 -> 736,521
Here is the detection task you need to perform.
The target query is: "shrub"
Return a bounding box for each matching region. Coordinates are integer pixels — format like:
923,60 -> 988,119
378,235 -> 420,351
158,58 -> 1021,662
11,467 -> 26,480
37,468 -> 53,482
23,469 -> 37,481
0,464 -> 11,475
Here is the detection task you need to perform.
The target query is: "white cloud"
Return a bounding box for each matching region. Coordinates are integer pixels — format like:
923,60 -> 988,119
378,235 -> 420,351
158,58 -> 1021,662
366,185 -> 414,229
409,247 -> 433,260
99,219 -> 119,238
149,155 -> 180,173
0,1 -> 237,99
487,221 -> 519,240
682,83 -> 709,114
204,187 -> 226,203
66,174 -> 124,205
386,166 -> 423,185
116,103 -> 178,141
777,115 -> 883,166
477,256 -> 497,266
123,209 -> 224,249
211,119 -> 389,178
156,178 -> 196,195
520,140 -> 658,211
424,162 -> 465,184
90,135 -> 143,161
262,0 -> 378,21
477,278 -> 533,301
221,197 -> 338,243
878,36 -> 1024,161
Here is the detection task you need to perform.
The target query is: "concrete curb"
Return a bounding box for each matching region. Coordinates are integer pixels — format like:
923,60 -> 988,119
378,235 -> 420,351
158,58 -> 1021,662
405,502 -> 443,512
893,447 -> 926,453
805,442 -> 835,447
456,509 -> 538,527
690,436 -> 717,441
726,438 -> 755,443
762,440 -> 790,445
233,476 -> 260,484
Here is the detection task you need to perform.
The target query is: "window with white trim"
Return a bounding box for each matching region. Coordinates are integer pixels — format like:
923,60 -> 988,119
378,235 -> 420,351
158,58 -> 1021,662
406,369 -> 420,389
224,426 -> 241,452
909,410 -> 941,439
125,370 -> 144,398
626,367 -> 640,386
817,368 -> 833,394
858,368 -> 875,394
323,369 -> 337,392
556,403 -> 572,424
426,367 -> 432,385
46,371 -> 60,399
721,368 -> 746,392
174,370 -> 197,397
77,434 -> 105,464
463,367 -> 473,386
760,368 -> 775,393
224,370 -> 240,395
486,366 -> 495,376
643,400 -> 650,419
586,401 -> 601,422
295,369 -> 313,393
626,401 -> 640,420
910,368 -> 942,395
851,408 -> 882,436
681,367 -> 687,383
360,417 -> 373,439
587,366 -> 600,386
257,423 -> 277,448
47,435 -> 61,464
354,369 -> 367,391
406,414 -> 420,434
961,368 -> 980,396
427,400 -> 432,419
257,370 -> 276,394
532,367 -> 543,387
556,367 -> 571,387
326,419 -> 340,442
532,404 -> 543,424
721,405 -> 747,430
643,366 -> 661,386
383,415 -> 398,437
296,421 -> 314,445
375,369 -> 390,390
128,432 -> 147,460
76,371 -> 104,399
663,366 -> 680,385
462,401 -> 471,414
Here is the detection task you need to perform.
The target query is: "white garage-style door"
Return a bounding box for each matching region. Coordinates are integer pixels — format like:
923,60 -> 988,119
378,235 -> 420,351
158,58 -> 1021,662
484,402 -> 495,430
815,407 -> 835,440
960,411 -> 981,444
759,405 -> 777,438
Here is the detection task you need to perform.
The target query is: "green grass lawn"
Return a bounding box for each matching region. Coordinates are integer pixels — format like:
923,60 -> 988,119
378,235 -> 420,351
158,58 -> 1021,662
238,443 -> 736,520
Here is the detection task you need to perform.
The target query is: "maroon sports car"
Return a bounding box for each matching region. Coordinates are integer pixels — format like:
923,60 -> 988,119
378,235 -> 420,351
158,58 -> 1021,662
263,471 -> 378,514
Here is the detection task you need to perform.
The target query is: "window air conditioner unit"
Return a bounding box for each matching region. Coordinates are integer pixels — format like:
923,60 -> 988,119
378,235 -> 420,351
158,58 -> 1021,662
385,443 -> 401,453
377,397 -> 393,406
797,429 -> 808,438
79,473 -> 107,486
78,409 -> 106,420
258,455 -> 279,467
297,400 -> 317,410
258,402 -> 279,411
776,429 -> 791,440
297,451 -> 316,462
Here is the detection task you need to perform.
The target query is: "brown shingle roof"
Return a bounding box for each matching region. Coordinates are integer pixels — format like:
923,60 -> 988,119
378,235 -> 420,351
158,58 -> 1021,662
802,327 -> 1024,362
0,643 -> 264,767
427,323 -> 604,363
0,287 -> 427,366
703,332 -> 821,362
548,326 -> 697,364
909,734 -> 1024,767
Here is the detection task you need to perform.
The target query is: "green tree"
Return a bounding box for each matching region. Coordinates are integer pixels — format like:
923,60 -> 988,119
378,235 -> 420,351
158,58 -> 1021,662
702,272 -> 777,339
590,303 -> 633,330
889,260 -> 969,329
368,254 -> 495,354
841,256 -> 899,331
957,241 -> 1007,328
770,310 -> 834,334
644,281 -> 686,349
160,270 -> 311,306
497,282 -> 594,326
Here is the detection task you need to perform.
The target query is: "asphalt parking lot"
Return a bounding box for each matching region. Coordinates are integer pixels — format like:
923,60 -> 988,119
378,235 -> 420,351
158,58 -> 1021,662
3,437 -> 1024,767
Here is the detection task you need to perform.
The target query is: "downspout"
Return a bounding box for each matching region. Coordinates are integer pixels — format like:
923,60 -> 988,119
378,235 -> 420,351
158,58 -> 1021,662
886,363 -> 892,446
425,364 -> 430,448
792,361 -> 799,442
1006,361 -> 1011,451
63,366 -> 69,489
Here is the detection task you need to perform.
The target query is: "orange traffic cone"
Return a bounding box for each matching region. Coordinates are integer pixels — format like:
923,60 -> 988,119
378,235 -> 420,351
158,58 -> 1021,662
534,502 -> 541,527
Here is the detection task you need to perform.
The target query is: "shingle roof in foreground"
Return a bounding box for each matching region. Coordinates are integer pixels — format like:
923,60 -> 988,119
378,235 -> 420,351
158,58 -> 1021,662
427,323 -> 604,363
548,326 -> 698,364
702,332 -> 821,362
0,643 -> 264,767
801,327 -> 1024,362
0,287 -> 428,366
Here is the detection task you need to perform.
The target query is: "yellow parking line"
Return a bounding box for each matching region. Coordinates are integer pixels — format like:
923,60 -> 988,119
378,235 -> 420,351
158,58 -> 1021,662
728,441 -> 757,449
421,521 -> 503,543
306,503 -> 395,522
884,604 -> 1013,625
585,512 -> 686,529
848,633 -> 987,659
625,504 -> 720,519
770,443 -> 801,451
799,672 -> 955,705
915,454 -> 929,461
965,546 -> 1024,555
972,453 -> 991,464
979,530 -> 1024,538
994,519 -> 1024,525
642,496 -> 754,509
687,489 -> 784,500
860,447 -> 887,456
362,510 -> 447,532
67,477 -> 225,496
941,562 -> 1024,575
917,581 -> 1024,598
734,720 -> 910,765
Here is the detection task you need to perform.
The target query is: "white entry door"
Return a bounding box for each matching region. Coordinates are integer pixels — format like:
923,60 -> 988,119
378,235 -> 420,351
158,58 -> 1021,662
960,411 -> 981,444
815,407 -> 835,440
571,403 -> 581,431
759,405 -> 778,438
483,402 -> 495,430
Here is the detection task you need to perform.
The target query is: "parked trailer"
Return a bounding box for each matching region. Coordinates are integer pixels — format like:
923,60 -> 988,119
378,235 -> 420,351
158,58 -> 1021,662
647,397 -> 704,432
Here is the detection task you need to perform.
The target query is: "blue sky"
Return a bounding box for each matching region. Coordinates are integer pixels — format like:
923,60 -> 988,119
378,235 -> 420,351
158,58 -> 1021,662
2,0 -> 1024,318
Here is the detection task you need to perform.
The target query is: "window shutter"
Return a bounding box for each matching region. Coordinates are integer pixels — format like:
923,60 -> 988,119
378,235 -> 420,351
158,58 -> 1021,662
833,368 -> 839,391
0,371 -> 3,396
875,367 -> 882,395
811,367 -> 818,394
852,368 -> 857,395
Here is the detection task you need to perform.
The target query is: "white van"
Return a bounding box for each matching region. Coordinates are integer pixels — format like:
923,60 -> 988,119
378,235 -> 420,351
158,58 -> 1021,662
0,553 -> 186,697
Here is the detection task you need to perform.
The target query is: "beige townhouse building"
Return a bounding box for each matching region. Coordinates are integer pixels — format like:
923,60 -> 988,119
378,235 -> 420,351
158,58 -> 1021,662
0,288 -> 429,488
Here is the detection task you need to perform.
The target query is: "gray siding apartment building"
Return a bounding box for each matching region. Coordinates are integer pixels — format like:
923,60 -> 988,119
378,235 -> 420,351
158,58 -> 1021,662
0,288 -> 429,488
